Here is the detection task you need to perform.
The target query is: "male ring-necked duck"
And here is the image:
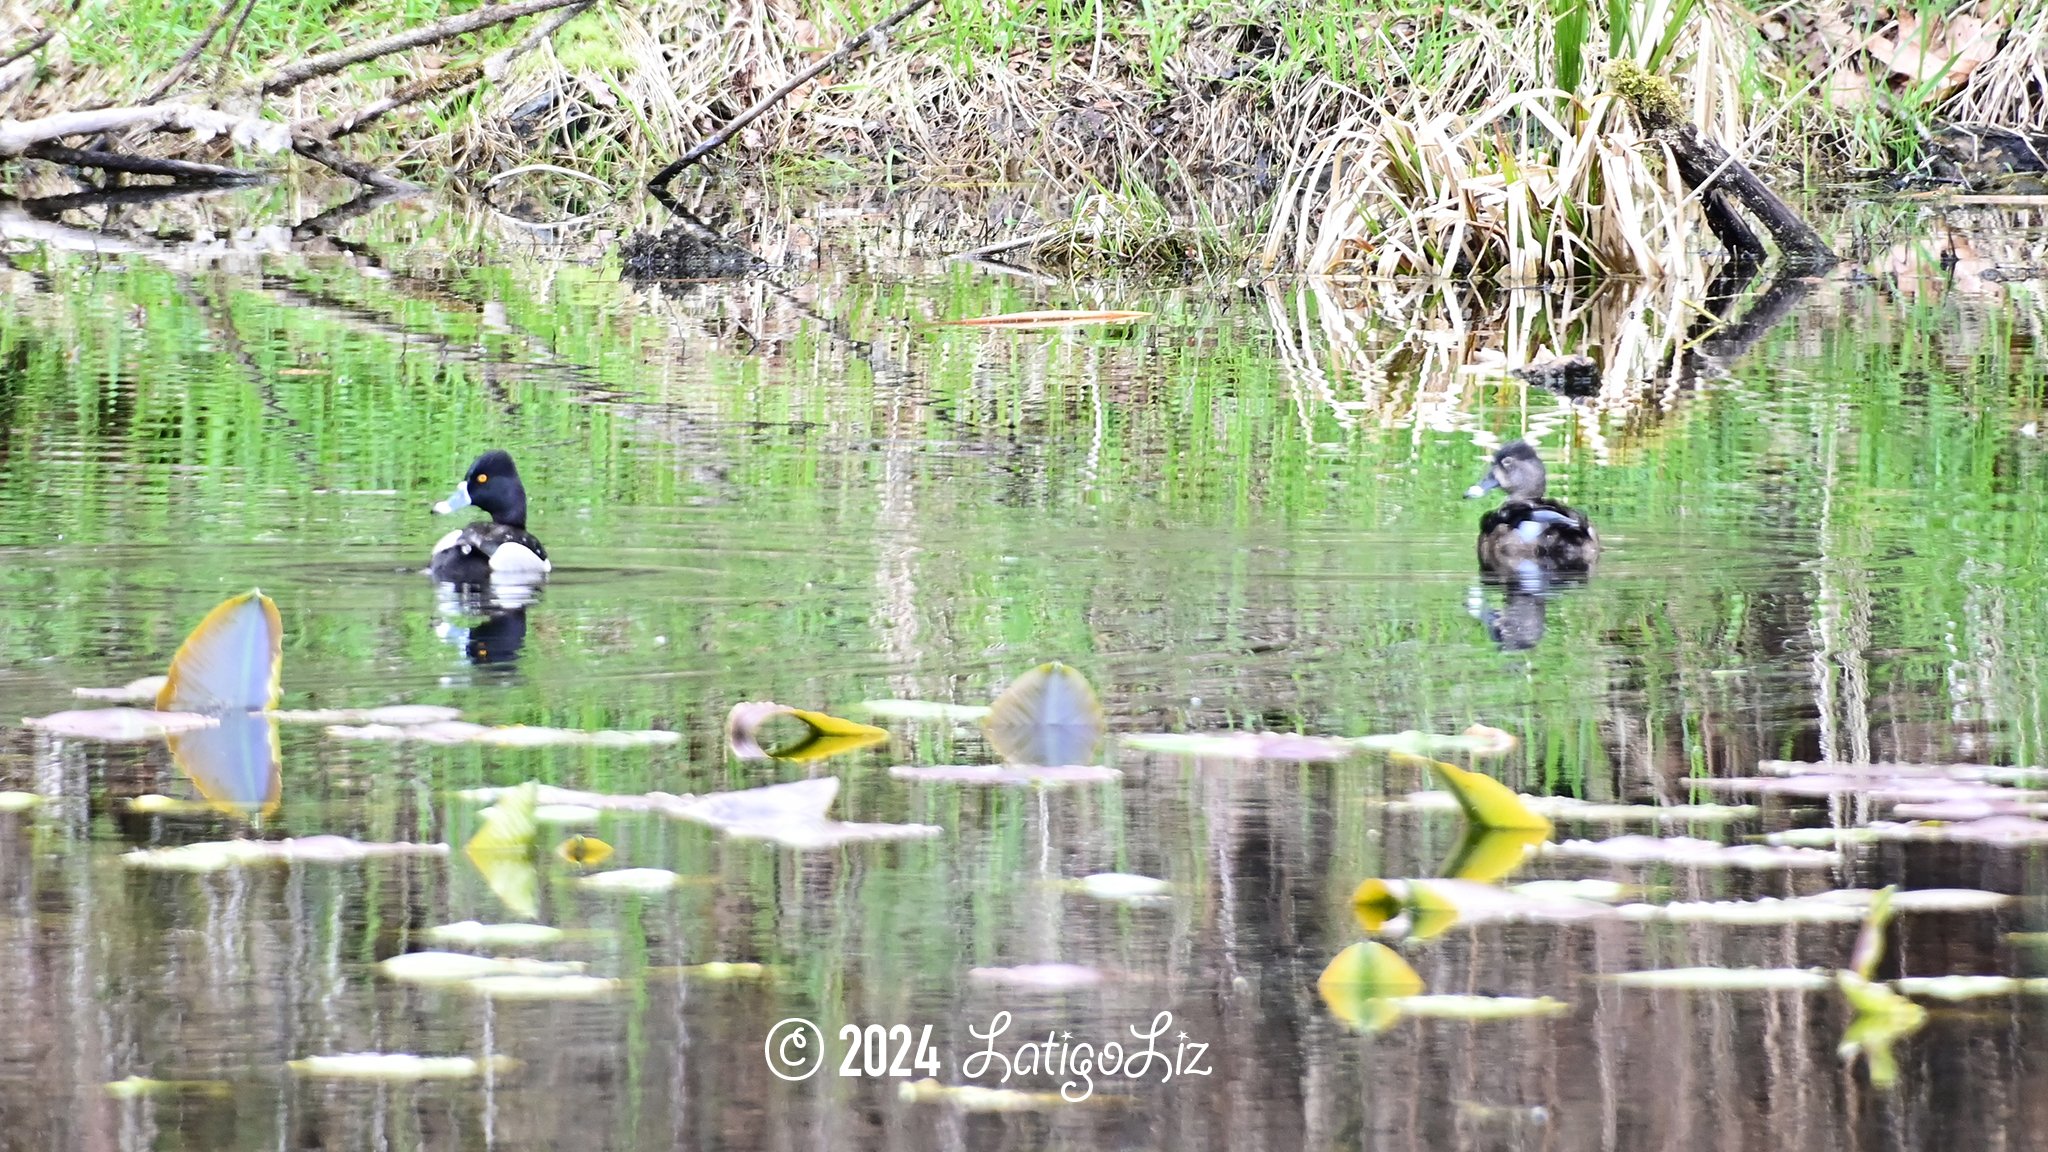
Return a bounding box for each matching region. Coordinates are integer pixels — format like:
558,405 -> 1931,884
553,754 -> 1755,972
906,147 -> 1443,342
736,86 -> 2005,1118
1464,440 -> 1598,569
430,449 -> 550,584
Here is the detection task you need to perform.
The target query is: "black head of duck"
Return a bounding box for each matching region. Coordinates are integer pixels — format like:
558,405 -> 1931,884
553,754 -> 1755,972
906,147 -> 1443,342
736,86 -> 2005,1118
430,449 -> 550,585
1464,440 -> 1598,570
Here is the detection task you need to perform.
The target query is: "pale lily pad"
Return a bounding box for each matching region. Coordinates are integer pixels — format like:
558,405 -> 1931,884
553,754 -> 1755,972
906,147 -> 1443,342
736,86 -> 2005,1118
289,1053 -> 520,1080
576,867 -> 686,892
327,721 -> 678,747
1508,879 -> 1629,903
535,804 -> 603,824
378,951 -> 585,984
967,963 -> 1105,989
104,1075 -> 231,1098
898,1077 -> 1074,1111
1694,775 -> 2043,804
126,794 -> 215,814
726,702 -> 887,761
1762,827 -> 1884,847
1541,836 -> 1839,868
983,663 -> 1105,767
1892,975 -> 2020,1000
1391,793 -> 1758,823
1610,968 -> 1834,990
1354,877 -> 1612,939
889,764 -> 1121,785
1355,726 -> 1519,757
1615,898 -> 1866,924
458,783 -> 679,811
464,974 -> 622,999
1808,887 -> 2012,912
73,675 -> 169,703
23,708 -> 217,741
1893,799 -> 2048,820
677,961 -> 767,980
421,922 -> 567,948
858,700 -> 992,722
1121,731 -> 1360,761
670,776 -> 942,849
272,705 -> 462,725
0,791 -> 44,812
1388,994 -> 1571,1020
122,836 -> 448,871
329,720 -> 490,743
1079,873 -> 1171,900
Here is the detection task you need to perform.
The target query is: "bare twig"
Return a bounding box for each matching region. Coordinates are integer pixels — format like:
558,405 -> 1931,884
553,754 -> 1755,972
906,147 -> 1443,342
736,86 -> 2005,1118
0,27 -> 56,71
139,0 -> 241,103
0,103 -> 289,156
948,227 -> 1063,260
648,0 -> 937,191
210,0 -> 260,89
292,139 -> 419,192
245,0 -> 587,97
485,1 -> 594,82
305,65 -> 484,139
24,142 -> 265,181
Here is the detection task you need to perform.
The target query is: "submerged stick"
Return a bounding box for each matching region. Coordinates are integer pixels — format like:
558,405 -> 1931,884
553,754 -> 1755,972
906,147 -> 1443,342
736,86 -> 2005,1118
648,0 -> 935,192
246,0 -> 586,97
1608,62 -> 1833,267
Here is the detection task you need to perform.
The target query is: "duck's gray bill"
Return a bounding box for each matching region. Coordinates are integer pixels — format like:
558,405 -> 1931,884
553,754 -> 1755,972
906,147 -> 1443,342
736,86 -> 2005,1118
433,481 -> 471,515
1464,474 -> 1499,499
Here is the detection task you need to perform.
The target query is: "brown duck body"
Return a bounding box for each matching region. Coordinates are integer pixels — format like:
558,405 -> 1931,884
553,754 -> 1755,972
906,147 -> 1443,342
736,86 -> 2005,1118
1466,440 -> 1600,571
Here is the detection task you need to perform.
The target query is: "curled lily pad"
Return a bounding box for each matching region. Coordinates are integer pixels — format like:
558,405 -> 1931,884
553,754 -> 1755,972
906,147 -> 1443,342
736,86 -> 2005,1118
1439,826 -> 1549,884
1419,758 -> 1552,834
1541,836 -> 1839,868
158,590 -> 281,714
1318,942 -> 1425,1032
465,974 -> 622,999
898,1077 -> 1074,1111
1121,731 -> 1361,761
576,867 -> 687,892
1078,873 -> 1171,901
23,708 -> 216,741
122,836 -> 447,871
889,764 -> 1121,785
168,712 -> 280,817
73,675 -> 168,703
466,782 -> 540,919
966,963 -> 1105,989
290,1054 -> 520,1080
421,922 -> 567,948
555,834 -> 613,865
858,700 -> 992,722
379,952 -> 585,984
726,702 -> 888,761
983,663 -> 1105,767
1610,968 -> 1834,991
1838,971 -> 1926,1088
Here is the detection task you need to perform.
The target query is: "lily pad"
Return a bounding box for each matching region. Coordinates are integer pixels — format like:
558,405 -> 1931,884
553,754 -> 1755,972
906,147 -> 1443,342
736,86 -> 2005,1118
272,705 -> 462,725
22,708 -> 217,741
464,974 -> 622,999
555,834 -> 613,865
1355,726 -> 1519,757
898,1077 -> 1075,1111
327,721 -> 679,747
1892,975 -> 2020,1001
157,589 -> 281,713
1389,994 -> 1571,1020
1354,877 -> 1613,939
966,963 -> 1105,989
576,867 -> 686,892
122,836 -> 448,871
670,776 -> 942,849
858,700 -> 992,722
889,764 -> 1121,785
1508,879 -> 1628,902
1121,731 -> 1361,761
1317,942 -> 1425,1032
1541,836 -> 1839,868
72,675 -> 169,703
1078,873 -> 1171,901
378,951 -> 585,984
289,1053 -> 520,1080
1390,792 -> 1758,823
465,781 -> 540,919
1422,759 -> 1552,834
103,1076 -> 231,1098
726,702 -> 888,761
983,663 -> 1105,767
0,791 -> 44,812
536,805 -> 604,824
1610,968 -> 1834,991
1615,898 -> 1866,924
420,922 -> 567,948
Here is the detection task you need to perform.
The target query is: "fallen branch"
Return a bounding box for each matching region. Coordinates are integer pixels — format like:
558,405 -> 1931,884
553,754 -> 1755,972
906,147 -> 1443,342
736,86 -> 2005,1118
0,103 -> 289,157
139,0 -> 240,103
0,0 -> 77,70
948,227 -> 1063,261
648,0 -> 936,191
1610,62 -> 1834,267
306,65 -> 484,139
25,142 -> 265,181
246,0 -> 587,97
292,139 -> 418,192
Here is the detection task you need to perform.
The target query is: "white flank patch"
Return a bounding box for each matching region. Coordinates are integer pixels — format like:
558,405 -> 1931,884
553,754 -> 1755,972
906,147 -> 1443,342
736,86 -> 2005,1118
490,542 -> 550,573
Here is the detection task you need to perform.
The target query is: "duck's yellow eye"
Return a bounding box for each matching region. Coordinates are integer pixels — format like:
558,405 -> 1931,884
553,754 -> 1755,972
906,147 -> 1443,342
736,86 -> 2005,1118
475,474 -> 489,483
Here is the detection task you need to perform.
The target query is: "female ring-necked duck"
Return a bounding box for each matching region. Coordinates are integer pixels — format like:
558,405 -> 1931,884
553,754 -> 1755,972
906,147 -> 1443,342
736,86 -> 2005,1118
430,449 -> 550,584
1464,440 -> 1599,569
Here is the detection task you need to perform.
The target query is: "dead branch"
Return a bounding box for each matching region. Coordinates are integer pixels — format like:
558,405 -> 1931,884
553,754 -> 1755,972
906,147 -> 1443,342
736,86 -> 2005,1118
648,0 -> 936,191
292,139 -> 418,192
306,65 -> 484,139
0,103 -> 289,157
246,0 -> 587,97
25,142 -> 264,181
140,0 -> 241,103
0,0 -> 77,70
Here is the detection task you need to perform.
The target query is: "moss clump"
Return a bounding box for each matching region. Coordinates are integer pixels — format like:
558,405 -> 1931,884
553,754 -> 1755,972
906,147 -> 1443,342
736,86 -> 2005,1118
1605,59 -> 1684,131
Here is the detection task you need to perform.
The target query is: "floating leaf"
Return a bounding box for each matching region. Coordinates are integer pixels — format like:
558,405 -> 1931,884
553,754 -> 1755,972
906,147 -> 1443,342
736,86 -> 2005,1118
1390,792 -> 1757,823
1616,898 -> 1865,925
933,309 -> 1151,329
671,776 -> 941,849
1318,942 -> 1425,1032
104,1076 -> 231,1099
1420,758 -> 1552,833
421,922 -> 567,948
1508,879 -> 1627,903
0,791 -> 44,812
726,702 -> 888,761
857,700 -> 992,722
464,974 -> 622,999
1121,731 -> 1359,761
1354,877 -> 1612,939
889,764 -> 1121,785
327,721 -> 678,747
1609,968 -> 1834,991
121,837 -> 447,871
22,708 -> 216,741
1356,726 -> 1519,757
378,952 -> 585,984
459,783 -> 680,811
167,712 -> 280,817
679,961 -> 767,980
576,867 -> 687,892
158,589 -> 281,714
1892,975 -> 2020,1001
1440,826 -> 1548,884
466,782 -> 539,919
1078,873 -> 1170,901
271,705 -> 462,725
983,663 -> 1105,767
1837,972 -> 1926,1088
555,835 -> 614,866
898,1077 -> 1074,1111
535,805 -> 603,824
1542,836 -> 1839,868
72,675 -> 168,703
289,1054 -> 520,1080
1848,886 -> 1897,981
966,964 -> 1105,989
1389,994 -> 1571,1020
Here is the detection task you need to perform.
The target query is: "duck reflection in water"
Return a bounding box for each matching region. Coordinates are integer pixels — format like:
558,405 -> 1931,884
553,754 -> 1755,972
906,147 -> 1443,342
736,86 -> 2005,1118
435,585 -> 535,667
1463,440 -> 1598,651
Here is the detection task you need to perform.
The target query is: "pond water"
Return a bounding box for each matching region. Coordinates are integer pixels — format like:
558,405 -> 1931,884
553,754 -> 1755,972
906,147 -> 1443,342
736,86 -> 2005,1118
2,186 -> 2048,1150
